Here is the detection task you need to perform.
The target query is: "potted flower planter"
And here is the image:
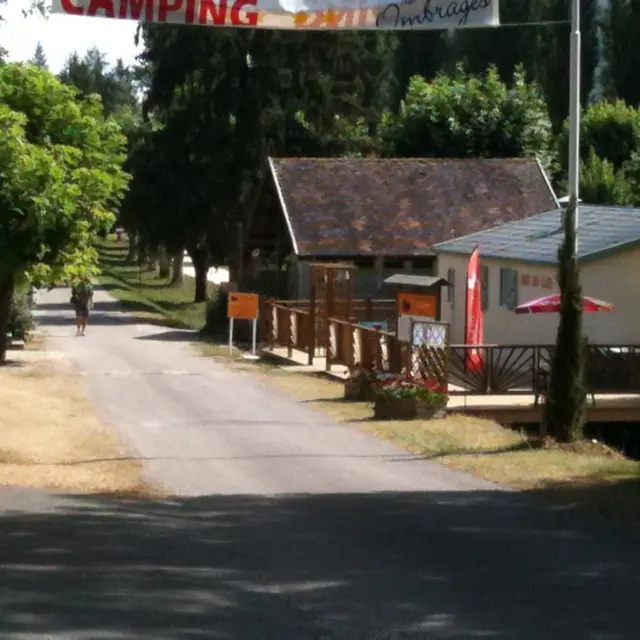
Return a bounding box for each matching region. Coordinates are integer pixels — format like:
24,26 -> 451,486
374,395 -> 417,420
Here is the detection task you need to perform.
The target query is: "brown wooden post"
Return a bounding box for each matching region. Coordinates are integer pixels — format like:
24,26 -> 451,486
308,277 -> 316,365
259,297 -> 270,347
346,268 -> 354,322
325,270 -> 335,371
287,310 -> 294,358
364,296 -> 373,322
274,235 -> 281,295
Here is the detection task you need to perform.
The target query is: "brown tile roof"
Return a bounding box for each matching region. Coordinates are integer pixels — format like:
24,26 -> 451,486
269,157 -> 558,258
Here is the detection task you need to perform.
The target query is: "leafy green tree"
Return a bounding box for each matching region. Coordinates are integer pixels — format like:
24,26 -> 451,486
543,197 -> 586,442
379,65 -> 554,166
32,41 -> 47,68
131,26 -> 393,298
0,64 -> 129,362
450,0 -> 599,132
620,153 -> 640,206
602,0 -> 640,107
579,147 -> 633,205
558,100 -> 640,175
59,48 -> 137,116
391,31 -> 452,107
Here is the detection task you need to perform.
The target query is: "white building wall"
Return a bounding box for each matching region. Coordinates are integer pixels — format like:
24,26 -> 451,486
437,247 -> 640,346
581,246 -> 640,344
437,254 -> 558,345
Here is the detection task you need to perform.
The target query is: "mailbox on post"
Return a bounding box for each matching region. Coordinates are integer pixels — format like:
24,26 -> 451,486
384,274 -> 450,344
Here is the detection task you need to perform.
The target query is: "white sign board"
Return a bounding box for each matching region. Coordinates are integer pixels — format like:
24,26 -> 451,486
51,0 -> 499,30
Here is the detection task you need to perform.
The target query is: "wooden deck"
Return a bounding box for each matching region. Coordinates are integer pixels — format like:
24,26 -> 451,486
448,397 -> 640,425
265,347 -> 640,425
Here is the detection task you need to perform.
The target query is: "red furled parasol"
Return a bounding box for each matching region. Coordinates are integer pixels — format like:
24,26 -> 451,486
514,294 -> 615,315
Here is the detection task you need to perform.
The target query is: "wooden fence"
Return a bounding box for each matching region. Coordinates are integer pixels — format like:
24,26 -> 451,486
262,300 -> 640,395
262,299 -> 448,386
449,344 -> 640,395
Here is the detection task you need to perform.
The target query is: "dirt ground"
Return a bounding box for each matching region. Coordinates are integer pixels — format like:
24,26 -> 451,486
0,342 -> 160,497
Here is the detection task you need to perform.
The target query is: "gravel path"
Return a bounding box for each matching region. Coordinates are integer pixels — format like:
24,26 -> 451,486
1,284 -> 639,639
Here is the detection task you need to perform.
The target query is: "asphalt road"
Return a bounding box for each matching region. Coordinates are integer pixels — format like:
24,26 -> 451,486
1,285 -> 639,639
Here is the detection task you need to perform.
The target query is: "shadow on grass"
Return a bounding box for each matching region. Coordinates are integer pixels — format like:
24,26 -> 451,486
131,280 -> 175,290
98,255 -> 134,268
0,359 -> 26,369
1,488 -> 640,638
99,264 -> 146,278
100,274 -> 194,305
532,476 -> 640,528
302,396 -> 354,405
405,441 -> 536,461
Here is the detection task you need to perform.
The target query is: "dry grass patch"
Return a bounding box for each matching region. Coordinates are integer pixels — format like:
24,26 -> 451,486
0,359 -> 161,497
259,366 -> 640,525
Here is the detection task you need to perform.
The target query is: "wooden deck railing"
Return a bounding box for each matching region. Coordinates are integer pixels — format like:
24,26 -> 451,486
449,344 -> 640,395
262,300 -> 640,395
326,318 -> 411,373
262,301 -> 314,363
271,299 -> 396,329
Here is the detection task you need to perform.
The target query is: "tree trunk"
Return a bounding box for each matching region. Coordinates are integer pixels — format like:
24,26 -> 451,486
146,248 -> 158,272
126,233 -> 138,263
0,275 -> 15,365
170,250 -> 184,285
138,245 -> 147,267
158,246 -> 171,279
190,249 -> 209,303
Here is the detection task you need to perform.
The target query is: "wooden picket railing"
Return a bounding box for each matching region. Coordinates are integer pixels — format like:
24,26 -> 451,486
327,318 -> 410,373
449,344 -> 640,395
264,302 -> 314,362
262,298 -> 449,386
261,299 -> 640,395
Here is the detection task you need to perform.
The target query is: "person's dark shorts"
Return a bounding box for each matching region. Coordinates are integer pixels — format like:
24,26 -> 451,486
75,305 -> 89,319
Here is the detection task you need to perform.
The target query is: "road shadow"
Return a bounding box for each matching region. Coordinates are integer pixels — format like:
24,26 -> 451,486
100,278 -> 175,291
1,488 -> 640,639
134,329 -> 199,342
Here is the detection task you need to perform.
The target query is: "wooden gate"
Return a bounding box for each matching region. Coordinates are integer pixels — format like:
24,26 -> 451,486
310,263 -> 356,355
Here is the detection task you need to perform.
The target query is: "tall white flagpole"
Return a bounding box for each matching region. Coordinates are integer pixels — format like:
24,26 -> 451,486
568,0 -> 581,253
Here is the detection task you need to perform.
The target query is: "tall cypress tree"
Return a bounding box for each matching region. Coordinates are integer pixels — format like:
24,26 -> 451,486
543,196 -> 587,442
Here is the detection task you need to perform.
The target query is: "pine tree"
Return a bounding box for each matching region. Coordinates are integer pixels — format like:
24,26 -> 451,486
32,42 -> 47,68
543,197 -> 587,442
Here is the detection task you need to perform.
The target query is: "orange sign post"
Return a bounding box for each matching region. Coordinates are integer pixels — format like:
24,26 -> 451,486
227,292 -> 260,357
228,292 -> 259,320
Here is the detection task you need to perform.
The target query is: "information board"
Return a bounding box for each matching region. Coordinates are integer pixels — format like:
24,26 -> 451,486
227,292 -> 259,320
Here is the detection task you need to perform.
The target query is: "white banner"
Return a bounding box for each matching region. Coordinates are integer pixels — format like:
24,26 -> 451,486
51,0 -> 499,30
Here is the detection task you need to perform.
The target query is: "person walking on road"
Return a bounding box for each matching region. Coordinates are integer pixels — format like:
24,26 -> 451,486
70,279 -> 93,336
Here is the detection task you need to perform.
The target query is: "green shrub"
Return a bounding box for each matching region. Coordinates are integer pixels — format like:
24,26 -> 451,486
203,290 -> 228,337
8,294 -> 36,341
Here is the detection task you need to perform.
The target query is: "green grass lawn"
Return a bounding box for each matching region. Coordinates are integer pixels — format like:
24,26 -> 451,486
97,238 -> 216,330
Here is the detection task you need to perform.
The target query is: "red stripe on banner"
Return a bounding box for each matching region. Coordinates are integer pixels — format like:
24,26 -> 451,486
464,246 -> 484,372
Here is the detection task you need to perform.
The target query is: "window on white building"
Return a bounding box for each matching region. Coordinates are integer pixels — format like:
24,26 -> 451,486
481,264 -> 489,310
499,267 -> 519,309
447,268 -> 455,304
